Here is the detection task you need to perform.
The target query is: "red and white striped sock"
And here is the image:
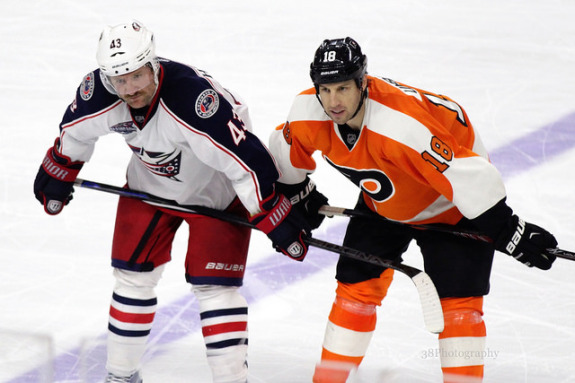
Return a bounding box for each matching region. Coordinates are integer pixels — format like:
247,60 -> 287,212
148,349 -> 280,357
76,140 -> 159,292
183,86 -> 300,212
194,285 -> 249,383
106,291 -> 157,376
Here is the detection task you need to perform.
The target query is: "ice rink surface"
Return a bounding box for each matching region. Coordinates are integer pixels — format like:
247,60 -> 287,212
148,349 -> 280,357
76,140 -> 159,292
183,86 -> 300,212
1,1 -> 575,382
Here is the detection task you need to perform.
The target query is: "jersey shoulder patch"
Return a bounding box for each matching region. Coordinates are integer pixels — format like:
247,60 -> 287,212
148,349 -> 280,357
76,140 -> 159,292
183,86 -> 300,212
79,72 -> 95,101
195,88 -> 220,118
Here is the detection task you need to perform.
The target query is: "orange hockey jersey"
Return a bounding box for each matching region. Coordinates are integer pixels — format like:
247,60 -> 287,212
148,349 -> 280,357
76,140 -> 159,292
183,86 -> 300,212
269,75 -> 506,225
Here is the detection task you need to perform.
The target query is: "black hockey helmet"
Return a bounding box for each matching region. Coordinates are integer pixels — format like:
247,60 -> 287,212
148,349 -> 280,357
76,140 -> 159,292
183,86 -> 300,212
310,37 -> 367,90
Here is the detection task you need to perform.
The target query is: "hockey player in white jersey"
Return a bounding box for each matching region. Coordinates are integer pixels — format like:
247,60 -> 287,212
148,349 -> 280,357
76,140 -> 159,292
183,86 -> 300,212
33,21 -> 310,383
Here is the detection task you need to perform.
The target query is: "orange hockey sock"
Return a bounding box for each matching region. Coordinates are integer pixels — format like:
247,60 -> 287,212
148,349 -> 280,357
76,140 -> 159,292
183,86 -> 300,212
439,297 -> 486,383
313,269 -> 393,382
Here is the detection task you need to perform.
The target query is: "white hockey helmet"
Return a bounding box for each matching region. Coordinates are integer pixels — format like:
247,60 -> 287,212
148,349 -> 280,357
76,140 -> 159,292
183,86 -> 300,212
96,20 -> 159,94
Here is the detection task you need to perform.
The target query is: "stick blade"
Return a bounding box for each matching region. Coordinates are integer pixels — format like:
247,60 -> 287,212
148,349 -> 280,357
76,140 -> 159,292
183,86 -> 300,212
411,271 -> 444,333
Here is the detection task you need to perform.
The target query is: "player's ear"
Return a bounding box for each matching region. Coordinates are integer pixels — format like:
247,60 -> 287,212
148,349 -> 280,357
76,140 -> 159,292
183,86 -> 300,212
360,76 -> 368,90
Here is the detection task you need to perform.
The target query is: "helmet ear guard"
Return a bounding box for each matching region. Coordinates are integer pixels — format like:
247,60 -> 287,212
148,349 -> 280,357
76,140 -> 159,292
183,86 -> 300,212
310,37 -> 367,91
96,20 -> 159,95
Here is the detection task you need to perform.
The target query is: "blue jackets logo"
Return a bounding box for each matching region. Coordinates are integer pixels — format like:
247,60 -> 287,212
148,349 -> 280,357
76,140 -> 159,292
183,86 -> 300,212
129,145 -> 182,180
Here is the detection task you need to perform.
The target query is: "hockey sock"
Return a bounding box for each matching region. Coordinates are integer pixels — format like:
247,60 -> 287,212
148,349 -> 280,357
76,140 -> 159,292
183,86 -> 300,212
313,297 -> 375,383
107,291 -> 157,375
106,267 -> 163,376
439,297 -> 486,383
192,285 -> 248,383
313,269 -> 393,383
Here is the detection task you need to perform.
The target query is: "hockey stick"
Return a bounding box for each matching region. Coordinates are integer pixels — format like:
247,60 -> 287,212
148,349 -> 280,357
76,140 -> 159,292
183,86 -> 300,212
318,206 -> 575,262
73,178 -> 445,333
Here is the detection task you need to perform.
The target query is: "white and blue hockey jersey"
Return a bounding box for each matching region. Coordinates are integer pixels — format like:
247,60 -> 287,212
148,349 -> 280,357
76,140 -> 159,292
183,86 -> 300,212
56,59 -> 279,214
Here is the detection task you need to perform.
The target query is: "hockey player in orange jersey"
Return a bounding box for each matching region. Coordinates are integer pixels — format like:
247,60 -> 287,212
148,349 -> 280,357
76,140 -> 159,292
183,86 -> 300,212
268,37 -> 560,382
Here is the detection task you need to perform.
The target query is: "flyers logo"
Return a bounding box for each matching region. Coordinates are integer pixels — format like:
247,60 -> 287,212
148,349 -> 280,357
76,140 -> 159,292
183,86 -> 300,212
324,156 -> 394,202
282,121 -> 293,145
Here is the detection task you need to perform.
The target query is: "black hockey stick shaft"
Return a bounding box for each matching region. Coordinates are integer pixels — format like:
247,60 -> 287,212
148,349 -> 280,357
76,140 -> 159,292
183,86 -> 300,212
73,178 -> 422,272
319,206 -> 575,261
74,178 -> 445,333
320,206 -> 492,242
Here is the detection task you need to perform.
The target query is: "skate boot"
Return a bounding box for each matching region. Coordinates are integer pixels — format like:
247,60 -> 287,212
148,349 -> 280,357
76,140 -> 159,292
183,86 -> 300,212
105,370 -> 142,383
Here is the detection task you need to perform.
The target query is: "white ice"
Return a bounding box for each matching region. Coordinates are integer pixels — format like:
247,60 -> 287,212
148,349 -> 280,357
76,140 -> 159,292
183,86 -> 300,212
1,1 -> 575,382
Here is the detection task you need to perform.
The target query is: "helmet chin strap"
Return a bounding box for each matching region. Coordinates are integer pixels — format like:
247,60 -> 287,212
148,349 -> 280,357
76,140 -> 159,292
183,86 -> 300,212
350,86 -> 367,121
